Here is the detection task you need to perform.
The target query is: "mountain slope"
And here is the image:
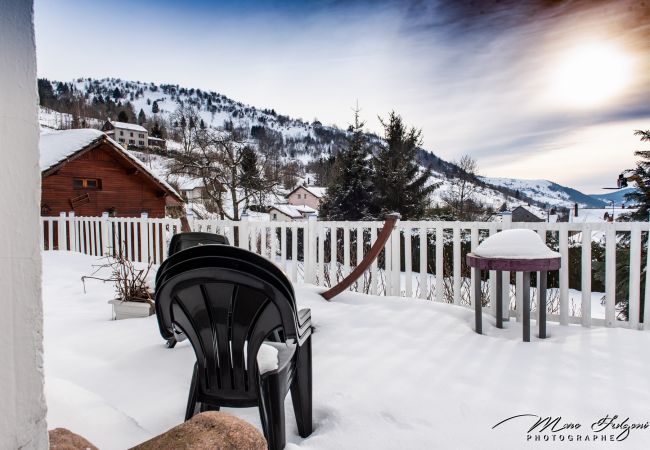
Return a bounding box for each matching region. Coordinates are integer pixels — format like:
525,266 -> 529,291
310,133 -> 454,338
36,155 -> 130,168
482,177 -> 607,208
589,187 -> 638,205
39,77 -> 599,212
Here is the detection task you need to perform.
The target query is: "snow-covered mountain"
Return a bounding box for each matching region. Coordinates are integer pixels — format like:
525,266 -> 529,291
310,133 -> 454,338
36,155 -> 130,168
482,177 -> 607,208
39,77 -> 601,213
589,187 -> 638,206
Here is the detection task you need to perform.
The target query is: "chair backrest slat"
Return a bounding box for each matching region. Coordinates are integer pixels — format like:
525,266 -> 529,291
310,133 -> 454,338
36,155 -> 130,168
158,265 -> 293,402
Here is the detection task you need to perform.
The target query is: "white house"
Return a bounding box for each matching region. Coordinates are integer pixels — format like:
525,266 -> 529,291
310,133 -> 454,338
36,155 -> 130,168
286,185 -> 326,210
102,120 -> 148,148
269,203 -> 317,221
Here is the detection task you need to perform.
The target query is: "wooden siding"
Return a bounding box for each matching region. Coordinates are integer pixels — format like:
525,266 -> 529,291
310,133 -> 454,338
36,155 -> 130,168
41,142 -> 168,217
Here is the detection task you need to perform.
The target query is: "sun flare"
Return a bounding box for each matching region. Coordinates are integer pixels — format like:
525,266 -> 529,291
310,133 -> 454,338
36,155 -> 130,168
548,42 -> 633,109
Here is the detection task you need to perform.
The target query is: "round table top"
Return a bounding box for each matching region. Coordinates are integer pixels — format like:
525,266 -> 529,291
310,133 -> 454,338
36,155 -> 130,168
466,253 -> 561,271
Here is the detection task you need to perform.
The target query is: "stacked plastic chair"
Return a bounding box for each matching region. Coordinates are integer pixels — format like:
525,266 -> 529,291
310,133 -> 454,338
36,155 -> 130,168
155,232 -> 313,450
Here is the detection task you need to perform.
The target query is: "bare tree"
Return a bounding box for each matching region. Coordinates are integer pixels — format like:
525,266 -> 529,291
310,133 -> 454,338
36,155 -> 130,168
442,155 -> 484,220
169,109 -> 278,220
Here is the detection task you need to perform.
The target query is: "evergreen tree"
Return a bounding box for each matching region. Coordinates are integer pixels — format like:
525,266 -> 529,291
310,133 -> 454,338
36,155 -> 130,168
320,108 -> 374,220
371,111 -> 437,219
137,108 -> 146,125
117,110 -> 129,122
625,130 -> 650,220
112,87 -> 121,99
37,78 -> 55,106
240,146 -> 264,208
150,122 -> 163,138
151,100 -> 159,113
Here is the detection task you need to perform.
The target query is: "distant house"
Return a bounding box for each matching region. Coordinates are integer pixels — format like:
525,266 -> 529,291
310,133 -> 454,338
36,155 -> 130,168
269,204 -> 317,221
147,136 -> 166,149
40,129 -> 183,217
511,206 -> 544,222
286,185 -> 326,210
102,120 -> 148,148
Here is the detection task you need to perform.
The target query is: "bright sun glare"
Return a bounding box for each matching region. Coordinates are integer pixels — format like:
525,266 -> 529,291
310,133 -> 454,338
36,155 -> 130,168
548,42 -> 633,109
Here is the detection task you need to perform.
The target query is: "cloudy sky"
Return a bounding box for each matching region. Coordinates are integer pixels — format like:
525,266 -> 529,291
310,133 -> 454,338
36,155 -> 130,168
35,0 -> 650,193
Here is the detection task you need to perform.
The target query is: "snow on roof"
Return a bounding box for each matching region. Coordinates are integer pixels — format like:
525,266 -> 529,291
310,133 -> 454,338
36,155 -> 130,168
474,229 -> 560,260
287,185 -> 327,198
108,120 -> 147,133
40,129 -> 181,202
269,203 -> 315,219
40,128 -> 104,171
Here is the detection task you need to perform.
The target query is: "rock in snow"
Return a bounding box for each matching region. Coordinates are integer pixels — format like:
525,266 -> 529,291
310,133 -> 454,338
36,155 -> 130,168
48,427 -> 99,450
474,229 -> 560,259
131,412 -> 266,450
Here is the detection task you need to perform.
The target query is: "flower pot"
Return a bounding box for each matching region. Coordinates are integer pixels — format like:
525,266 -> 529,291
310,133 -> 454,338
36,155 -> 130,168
108,299 -> 154,320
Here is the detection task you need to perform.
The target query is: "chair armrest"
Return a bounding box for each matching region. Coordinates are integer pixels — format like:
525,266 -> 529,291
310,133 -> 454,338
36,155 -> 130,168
297,308 -> 311,346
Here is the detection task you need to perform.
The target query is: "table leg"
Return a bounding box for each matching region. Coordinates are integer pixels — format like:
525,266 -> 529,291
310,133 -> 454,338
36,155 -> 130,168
539,270 -> 547,339
496,270 -> 503,329
473,267 -> 482,334
522,272 -> 531,342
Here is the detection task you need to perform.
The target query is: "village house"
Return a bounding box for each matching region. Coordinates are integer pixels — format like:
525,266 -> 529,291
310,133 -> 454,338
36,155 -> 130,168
101,120 -> 148,148
286,185 -> 326,210
40,128 -> 183,218
269,204 -> 317,221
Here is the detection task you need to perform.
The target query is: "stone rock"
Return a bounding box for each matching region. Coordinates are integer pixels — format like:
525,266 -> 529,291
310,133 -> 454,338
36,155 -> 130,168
131,411 -> 267,450
48,428 -> 98,450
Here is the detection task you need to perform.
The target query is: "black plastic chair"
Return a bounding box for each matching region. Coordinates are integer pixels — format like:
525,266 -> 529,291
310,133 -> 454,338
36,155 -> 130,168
167,231 -> 230,256
156,242 -> 307,347
157,232 -> 231,347
155,245 -> 313,450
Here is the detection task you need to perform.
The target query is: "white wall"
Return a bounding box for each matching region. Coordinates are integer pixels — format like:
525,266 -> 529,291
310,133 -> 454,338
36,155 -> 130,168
0,1 -> 48,448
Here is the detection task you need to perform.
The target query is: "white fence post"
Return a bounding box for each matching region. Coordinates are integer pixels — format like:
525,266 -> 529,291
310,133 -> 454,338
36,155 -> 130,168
605,225 -> 616,327
101,212 -> 110,256
57,212 -> 67,251
239,213 -> 249,250
581,227 -> 592,327
68,211 -> 77,252
306,214 -> 317,284
140,212 -> 149,263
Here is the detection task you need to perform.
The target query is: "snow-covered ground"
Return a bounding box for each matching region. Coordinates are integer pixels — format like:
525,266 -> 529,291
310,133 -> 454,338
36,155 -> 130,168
43,252 -> 650,449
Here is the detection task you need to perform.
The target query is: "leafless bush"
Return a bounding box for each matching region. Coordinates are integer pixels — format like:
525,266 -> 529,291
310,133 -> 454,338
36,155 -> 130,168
82,253 -> 154,305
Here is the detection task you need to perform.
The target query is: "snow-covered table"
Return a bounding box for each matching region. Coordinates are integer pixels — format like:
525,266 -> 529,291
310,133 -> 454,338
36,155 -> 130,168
466,229 -> 561,342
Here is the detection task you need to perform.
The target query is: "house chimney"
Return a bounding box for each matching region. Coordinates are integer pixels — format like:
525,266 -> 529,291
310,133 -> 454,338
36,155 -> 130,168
574,202 -> 578,218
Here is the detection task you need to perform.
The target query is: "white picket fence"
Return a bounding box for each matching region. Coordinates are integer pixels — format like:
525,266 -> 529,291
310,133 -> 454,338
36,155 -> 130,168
41,213 -> 650,331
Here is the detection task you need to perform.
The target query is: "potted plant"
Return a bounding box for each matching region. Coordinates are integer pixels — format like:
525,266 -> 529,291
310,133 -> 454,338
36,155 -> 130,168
82,253 -> 155,320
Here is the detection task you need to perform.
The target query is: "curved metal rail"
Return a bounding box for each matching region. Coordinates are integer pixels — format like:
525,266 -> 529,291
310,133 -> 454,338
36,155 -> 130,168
321,213 -> 400,300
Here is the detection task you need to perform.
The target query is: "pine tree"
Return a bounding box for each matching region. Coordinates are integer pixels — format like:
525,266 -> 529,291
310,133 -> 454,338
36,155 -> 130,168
152,101 -> 159,113
137,108 -> 146,125
320,108 -> 374,220
112,87 -> 121,99
117,110 -> 129,122
625,130 -> 650,220
371,112 -> 437,219
240,146 -> 264,208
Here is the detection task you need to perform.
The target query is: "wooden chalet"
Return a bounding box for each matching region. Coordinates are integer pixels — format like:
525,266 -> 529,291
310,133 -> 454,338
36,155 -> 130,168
40,129 -> 183,218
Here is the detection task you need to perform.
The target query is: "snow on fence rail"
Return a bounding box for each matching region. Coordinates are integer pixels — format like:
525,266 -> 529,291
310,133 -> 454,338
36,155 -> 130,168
41,213 -> 650,331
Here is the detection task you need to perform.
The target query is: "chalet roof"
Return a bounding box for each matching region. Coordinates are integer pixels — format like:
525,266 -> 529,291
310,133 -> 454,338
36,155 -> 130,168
286,185 -> 327,198
269,203 -> 317,219
105,120 -> 147,133
40,129 -> 182,203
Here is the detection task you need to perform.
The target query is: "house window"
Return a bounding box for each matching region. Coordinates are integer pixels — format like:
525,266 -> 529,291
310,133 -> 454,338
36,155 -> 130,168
139,140 -> 145,146
139,133 -> 144,138
129,139 -> 135,144
130,132 -> 133,137
119,130 -> 124,136
272,213 -> 277,220
119,138 -> 125,143
73,178 -> 101,189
